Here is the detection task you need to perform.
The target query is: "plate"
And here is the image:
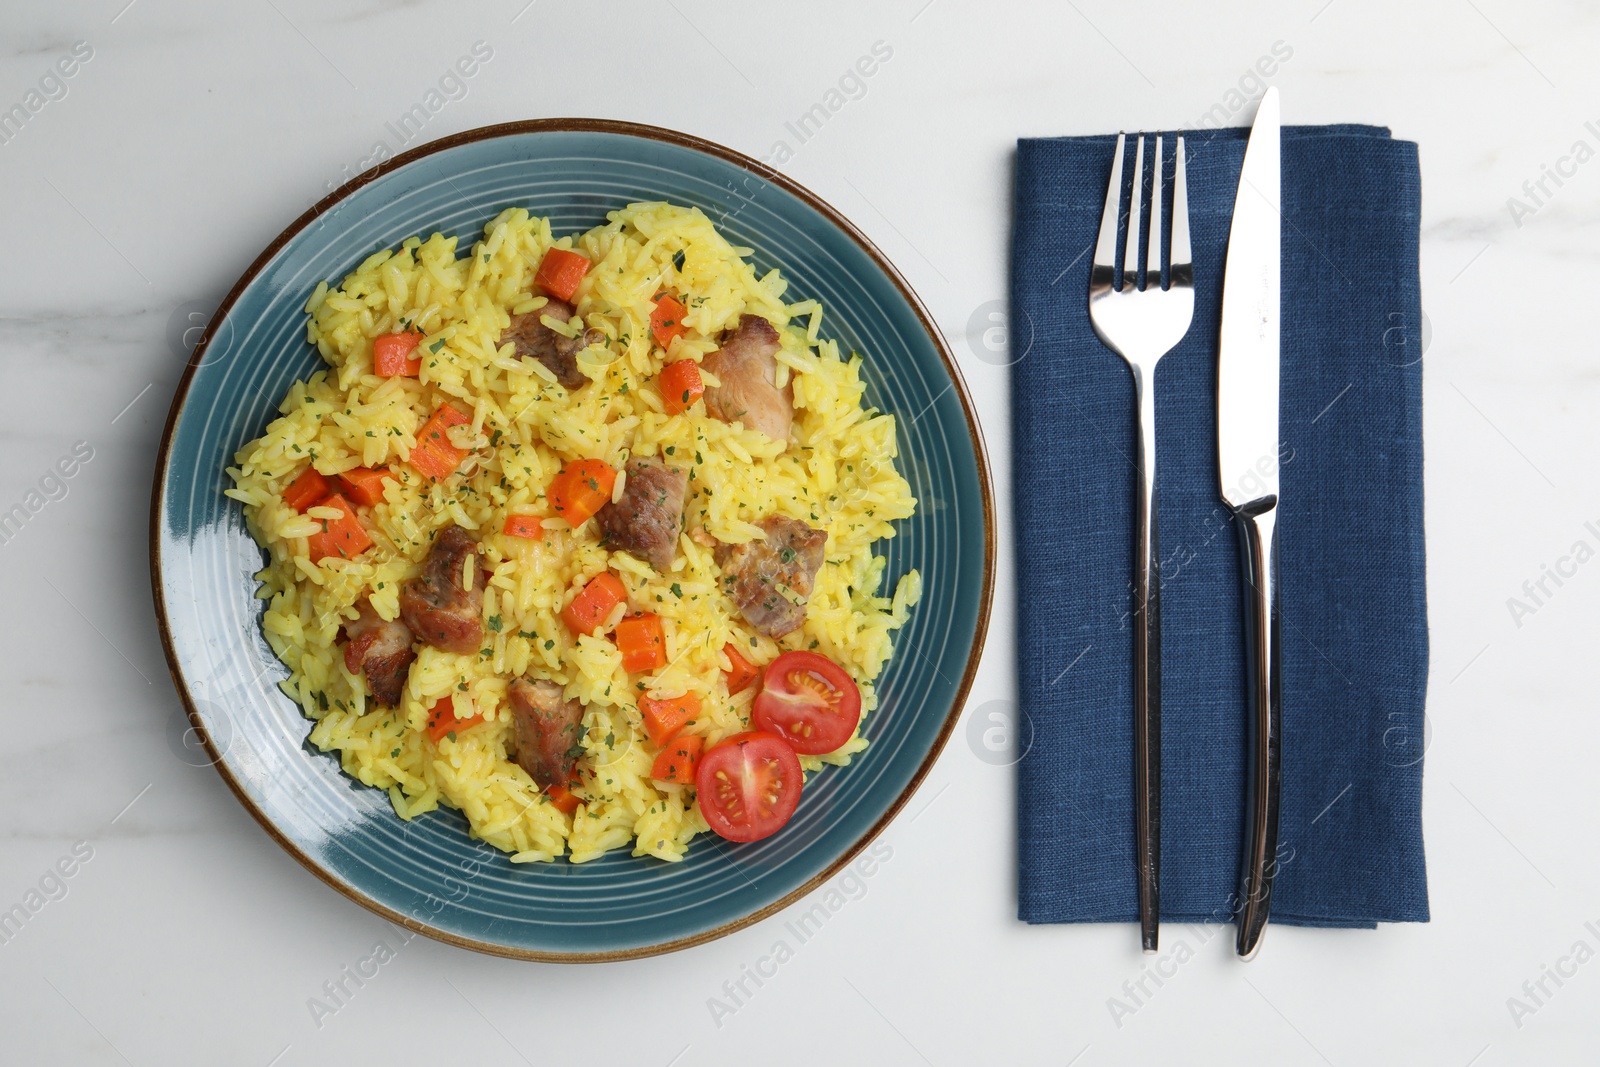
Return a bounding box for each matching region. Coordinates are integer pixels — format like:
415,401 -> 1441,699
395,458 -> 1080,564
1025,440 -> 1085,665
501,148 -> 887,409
150,119 -> 993,960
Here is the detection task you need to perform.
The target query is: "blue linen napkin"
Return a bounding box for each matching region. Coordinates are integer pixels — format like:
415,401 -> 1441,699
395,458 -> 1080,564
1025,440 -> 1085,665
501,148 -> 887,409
1011,124 -> 1429,928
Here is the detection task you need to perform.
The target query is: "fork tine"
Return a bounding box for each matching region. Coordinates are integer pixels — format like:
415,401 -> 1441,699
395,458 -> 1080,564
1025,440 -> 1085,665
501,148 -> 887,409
1124,135 -> 1145,288
1171,135 -> 1191,271
1149,134 -> 1164,287
1093,133 -> 1127,271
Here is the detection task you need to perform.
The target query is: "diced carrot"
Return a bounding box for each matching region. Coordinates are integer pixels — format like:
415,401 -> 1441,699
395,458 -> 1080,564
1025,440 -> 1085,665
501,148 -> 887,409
424,698 -> 483,743
546,458 -> 616,528
282,467 -> 330,512
337,466 -> 395,507
502,513 -> 545,540
306,493 -> 373,562
615,612 -> 666,673
723,643 -> 761,696
561,572 -> 627,636
639,692 -> 700,748
650,294 -> 689,349
650,733 -> 704,785
546,784 -> 582,814
658,359 -> 704,415
534,248 -> 591,302
373,331 -> 423,376
409,404 -> 470,482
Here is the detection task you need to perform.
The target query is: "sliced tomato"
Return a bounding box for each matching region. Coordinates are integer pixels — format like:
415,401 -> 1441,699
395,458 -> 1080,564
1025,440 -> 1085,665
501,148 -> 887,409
695,731 -> 803,843
751,650 -> 862,756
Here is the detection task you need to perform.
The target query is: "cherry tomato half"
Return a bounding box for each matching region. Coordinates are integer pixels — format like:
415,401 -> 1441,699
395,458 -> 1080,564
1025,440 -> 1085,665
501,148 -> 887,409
751,651 -> 862,756
695,731 -> 803,843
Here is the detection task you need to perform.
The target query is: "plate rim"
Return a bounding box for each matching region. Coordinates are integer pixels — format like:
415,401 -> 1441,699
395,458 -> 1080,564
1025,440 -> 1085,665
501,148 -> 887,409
147,117 -> 995,962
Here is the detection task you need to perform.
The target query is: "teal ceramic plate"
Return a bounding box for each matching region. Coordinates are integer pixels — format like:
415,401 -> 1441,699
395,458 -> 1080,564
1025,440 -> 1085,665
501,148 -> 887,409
150,120 -> 993,960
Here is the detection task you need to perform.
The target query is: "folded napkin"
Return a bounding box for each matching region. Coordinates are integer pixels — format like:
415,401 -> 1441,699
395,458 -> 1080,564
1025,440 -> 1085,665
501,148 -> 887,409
1012,124 -> 1429,928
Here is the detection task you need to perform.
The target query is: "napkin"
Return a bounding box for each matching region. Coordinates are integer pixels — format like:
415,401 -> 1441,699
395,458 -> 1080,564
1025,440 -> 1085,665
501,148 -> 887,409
1011,124 -> 1429,928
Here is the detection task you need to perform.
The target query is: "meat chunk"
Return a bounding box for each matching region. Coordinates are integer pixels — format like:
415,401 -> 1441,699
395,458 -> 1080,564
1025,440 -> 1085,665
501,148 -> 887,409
594,456 -> 689,572
702,314 -> 792,444
714,515 -> 828,638
399,524 -> 486,654
507,678 -> 585,789
500,297 -> 606,390
342,600 -> 416,707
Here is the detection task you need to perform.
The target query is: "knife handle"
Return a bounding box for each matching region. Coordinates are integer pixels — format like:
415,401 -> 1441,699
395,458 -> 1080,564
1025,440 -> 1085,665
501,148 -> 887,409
1133,370 -> 1161,954
1233,503 -> 1282,959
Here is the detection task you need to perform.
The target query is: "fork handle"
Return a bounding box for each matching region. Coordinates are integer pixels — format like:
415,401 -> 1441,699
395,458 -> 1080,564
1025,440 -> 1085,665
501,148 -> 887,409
1132,369 -> 1161,954
1232,503 -> 1281,959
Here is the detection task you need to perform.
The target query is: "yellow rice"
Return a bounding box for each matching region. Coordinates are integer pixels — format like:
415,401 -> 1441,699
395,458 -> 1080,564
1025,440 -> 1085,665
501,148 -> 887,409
225,201 -> 920,863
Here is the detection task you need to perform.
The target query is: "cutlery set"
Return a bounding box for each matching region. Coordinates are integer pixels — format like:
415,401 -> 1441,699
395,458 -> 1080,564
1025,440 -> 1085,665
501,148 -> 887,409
1088,88 -> 1284,958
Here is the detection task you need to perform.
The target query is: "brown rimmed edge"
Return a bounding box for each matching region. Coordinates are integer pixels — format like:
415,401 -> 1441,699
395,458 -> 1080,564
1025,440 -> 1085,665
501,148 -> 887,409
148,118 -> 996,963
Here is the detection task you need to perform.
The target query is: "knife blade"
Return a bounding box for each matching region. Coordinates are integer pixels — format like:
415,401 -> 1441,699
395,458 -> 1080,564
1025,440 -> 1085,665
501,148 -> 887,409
1217,86 -> 1282,960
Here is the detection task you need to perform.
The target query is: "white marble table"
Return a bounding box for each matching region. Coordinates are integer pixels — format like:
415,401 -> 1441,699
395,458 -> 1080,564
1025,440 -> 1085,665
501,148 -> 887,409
3,1 -> 1595,1063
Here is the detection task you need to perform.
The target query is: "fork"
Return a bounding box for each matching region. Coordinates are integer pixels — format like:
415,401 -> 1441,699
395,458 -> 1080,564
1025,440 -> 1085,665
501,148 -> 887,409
1087,133 -> 1194,953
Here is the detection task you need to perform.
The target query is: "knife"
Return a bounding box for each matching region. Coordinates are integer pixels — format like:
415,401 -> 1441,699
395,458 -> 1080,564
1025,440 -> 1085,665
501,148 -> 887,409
1217,86 -> 1282,960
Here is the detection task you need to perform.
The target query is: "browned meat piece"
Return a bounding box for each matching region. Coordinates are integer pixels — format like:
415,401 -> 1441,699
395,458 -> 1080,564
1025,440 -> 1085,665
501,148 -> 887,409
714,515 -> 827,638
399,524 -> 486,655
342,600 -> 416,707
507,678 -> 585,789
500,297 -> 606,390
594,456 -> 689,572
702,314 -> 792,444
